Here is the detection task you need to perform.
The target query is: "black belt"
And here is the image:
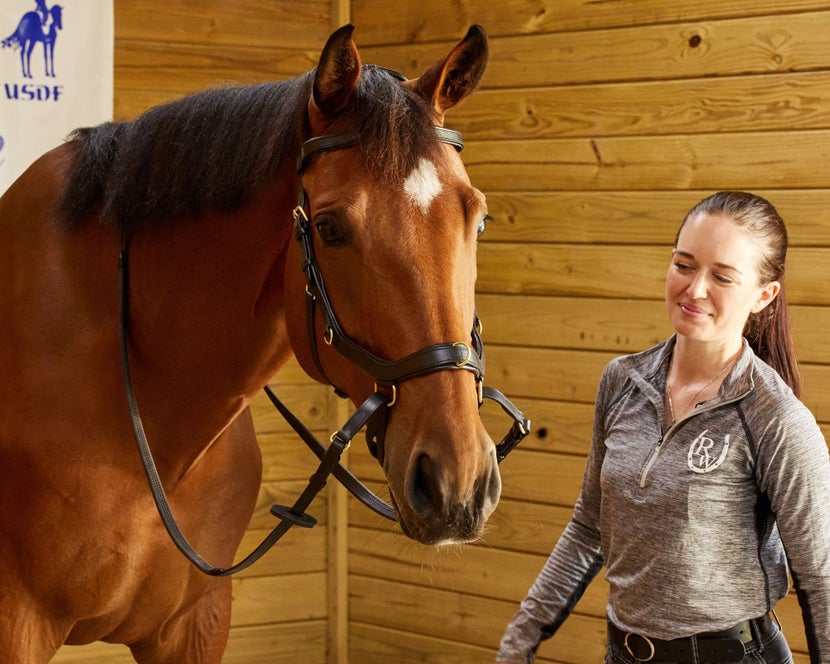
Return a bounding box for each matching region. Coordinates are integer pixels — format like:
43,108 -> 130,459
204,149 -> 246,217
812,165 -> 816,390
608,612 -> 777,663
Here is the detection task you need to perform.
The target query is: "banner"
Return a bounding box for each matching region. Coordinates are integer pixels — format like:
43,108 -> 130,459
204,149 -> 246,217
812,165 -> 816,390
0,0 -> 113,196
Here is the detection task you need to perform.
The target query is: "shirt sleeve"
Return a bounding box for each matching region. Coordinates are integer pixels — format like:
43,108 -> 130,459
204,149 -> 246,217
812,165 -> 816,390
495,362 -> 624,663
752,388 -> 830,663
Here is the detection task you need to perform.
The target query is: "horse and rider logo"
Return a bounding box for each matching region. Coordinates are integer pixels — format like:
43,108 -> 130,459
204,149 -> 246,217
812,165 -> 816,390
2,1 -> 64,79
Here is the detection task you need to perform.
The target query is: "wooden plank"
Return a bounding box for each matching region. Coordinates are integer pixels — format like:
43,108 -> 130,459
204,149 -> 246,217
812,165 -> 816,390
352,0 -> 830,43
477,294 -> 830,365
482,395 -> 595,456
484,345 -> 830,423
350,575 -> 607,660
251,383 -> 331,434
53,642 -> 134,663
350,622 -> 525,664
222,621 -> 328,663
463,131 -> 830,192
259,431 -> 336,481
234,526 -> 327,578
230,572 -> 327,626
453,71 -> 830,140
497,450 -> 587,506
361,11 -> 830,88
479,190 -> 830,247
114,40 -> 317,102
327,400 -> 352,664
476,244 -> 830,307
115,1 -> 330,49
477,293 -> 672,354
348,525 -> 609,612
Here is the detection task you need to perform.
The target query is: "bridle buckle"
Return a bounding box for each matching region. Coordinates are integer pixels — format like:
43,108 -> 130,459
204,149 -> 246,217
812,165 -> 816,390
624,632 -> 655,662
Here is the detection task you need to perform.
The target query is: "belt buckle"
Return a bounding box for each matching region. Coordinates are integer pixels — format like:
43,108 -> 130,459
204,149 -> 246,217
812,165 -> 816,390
624,632 -> 656,662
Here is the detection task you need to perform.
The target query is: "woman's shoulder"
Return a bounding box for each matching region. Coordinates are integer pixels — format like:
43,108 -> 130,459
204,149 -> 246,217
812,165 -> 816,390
742,352 -> 821,435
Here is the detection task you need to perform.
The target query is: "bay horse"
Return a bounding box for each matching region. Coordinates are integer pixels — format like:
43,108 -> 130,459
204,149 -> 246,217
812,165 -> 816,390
0,24 -> 527,663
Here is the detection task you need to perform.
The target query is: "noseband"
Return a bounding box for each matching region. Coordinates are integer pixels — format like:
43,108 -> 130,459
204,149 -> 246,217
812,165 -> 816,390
119,125 -> 529,578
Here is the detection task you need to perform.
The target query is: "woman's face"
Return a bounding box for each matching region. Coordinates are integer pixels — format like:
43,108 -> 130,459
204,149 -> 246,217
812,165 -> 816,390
665,212 -> 780,347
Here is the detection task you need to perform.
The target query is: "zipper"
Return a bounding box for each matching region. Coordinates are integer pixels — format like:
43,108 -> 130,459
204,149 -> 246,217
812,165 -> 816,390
639,434 -> 666,488
638,391 -> 750,489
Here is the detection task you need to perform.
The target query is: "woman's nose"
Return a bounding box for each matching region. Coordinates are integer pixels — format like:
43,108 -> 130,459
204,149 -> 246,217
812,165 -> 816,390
686,273 -> 708,299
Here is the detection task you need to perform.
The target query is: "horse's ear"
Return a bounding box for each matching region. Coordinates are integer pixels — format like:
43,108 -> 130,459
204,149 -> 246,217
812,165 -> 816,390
309,24 -> 361,126
407,25 -> 489,123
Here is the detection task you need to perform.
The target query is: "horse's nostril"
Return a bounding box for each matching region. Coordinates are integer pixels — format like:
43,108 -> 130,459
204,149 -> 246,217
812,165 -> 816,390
409,453 -> 444,516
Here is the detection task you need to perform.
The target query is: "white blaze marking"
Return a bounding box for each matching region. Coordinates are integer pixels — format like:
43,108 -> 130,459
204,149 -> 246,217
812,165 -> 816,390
403,158 -> 442,214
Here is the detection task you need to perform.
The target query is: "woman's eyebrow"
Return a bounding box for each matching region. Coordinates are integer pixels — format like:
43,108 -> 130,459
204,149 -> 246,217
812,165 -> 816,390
675,249 -> 743,274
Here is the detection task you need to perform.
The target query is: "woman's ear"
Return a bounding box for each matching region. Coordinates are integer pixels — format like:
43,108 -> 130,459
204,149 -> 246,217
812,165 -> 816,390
752,281 -> 781,313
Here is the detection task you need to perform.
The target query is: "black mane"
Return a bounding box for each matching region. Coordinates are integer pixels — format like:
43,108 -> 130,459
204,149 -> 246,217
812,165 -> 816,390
58,65 -> 440,230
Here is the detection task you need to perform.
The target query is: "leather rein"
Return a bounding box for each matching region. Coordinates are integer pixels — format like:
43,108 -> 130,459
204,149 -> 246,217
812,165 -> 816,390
119,126 -> 530,577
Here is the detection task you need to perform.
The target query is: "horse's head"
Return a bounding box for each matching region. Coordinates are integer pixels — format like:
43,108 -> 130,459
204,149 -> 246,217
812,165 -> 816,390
284,25 -> 504,545
50,5 -> 63,30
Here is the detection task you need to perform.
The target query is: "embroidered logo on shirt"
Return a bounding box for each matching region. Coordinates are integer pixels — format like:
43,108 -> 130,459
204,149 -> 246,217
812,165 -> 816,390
687,429 -> 730,473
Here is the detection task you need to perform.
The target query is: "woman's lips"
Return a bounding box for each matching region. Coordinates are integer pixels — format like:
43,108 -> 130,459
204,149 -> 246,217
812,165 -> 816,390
679,302 -> 709,317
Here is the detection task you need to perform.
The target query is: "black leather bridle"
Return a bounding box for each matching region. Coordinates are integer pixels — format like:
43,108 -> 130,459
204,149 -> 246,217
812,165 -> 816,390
291,126 -> 529,465
119,125 -> 529,577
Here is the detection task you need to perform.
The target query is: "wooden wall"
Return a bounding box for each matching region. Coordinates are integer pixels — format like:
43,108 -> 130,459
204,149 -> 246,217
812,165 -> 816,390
344,1 -> 830,663
50,2 -> 830,663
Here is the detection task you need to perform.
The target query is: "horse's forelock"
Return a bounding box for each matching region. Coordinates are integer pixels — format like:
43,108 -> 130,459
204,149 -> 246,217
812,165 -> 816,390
351,66 -> 441,184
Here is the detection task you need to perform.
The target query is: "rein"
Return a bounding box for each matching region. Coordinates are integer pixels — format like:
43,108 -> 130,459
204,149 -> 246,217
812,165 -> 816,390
119,125 -> 529,577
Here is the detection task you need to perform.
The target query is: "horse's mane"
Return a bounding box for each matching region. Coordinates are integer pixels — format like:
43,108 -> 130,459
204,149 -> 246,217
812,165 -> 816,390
58,65 -> 440,230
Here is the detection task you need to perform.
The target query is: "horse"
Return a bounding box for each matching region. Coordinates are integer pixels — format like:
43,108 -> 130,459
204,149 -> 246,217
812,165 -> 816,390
1,3 -> 63,78
0,23 -> 528,663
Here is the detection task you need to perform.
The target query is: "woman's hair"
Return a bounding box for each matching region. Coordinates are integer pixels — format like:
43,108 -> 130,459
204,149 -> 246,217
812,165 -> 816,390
677,191 -> 801,397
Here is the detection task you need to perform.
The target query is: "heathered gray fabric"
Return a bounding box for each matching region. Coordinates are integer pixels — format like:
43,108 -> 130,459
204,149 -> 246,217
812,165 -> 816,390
496,337 -> 830,663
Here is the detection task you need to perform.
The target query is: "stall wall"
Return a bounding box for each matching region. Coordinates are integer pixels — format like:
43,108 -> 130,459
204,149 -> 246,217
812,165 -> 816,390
345,2 -> 830,662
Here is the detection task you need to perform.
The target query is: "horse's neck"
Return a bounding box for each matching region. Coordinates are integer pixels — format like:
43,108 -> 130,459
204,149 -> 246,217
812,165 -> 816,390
125,182 -> 296,483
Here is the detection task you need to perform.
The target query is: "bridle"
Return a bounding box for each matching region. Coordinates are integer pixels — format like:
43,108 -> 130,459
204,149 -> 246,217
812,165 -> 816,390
292,126 -> 529,463
119,124 -> 530,577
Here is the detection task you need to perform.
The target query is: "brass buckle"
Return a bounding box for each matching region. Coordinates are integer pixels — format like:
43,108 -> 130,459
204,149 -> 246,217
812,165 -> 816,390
624,632 -> 655,662
374,382 -> 397,407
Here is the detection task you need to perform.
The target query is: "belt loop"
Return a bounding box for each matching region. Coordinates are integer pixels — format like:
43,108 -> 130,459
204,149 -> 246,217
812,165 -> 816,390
770,608 -> 783,632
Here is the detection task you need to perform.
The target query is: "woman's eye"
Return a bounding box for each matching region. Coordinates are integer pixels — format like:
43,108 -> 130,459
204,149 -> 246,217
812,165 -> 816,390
315,218 -> 347,247
674,261 -> 691,271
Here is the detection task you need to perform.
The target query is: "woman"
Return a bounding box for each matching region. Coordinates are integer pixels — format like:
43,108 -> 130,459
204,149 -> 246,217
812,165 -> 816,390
496,192 -> 830,663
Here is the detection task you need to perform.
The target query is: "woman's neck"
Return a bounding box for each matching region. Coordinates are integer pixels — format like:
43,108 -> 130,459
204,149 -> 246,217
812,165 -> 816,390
670,335 -> 743,383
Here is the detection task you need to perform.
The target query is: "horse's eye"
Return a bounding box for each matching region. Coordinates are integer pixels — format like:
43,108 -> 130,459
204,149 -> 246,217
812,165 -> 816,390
477,214 -> 493,237
315,218 -> 348,247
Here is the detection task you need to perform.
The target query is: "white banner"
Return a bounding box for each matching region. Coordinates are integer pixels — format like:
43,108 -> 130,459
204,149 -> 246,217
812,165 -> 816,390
0,0 -> 113,196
